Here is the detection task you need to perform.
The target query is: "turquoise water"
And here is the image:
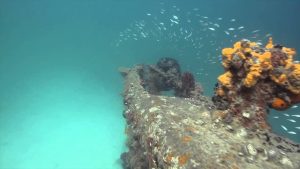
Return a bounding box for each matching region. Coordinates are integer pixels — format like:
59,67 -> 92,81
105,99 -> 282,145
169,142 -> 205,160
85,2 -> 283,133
0,0 -> 299,168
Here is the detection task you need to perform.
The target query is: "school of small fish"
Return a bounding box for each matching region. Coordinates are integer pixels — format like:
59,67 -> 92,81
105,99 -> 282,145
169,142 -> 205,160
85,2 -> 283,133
115,5 -> 272,64
273,108 -> 300,137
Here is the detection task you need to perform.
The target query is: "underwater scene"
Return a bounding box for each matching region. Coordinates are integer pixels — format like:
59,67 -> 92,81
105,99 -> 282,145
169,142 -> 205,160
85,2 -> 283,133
0,0 -> 299,168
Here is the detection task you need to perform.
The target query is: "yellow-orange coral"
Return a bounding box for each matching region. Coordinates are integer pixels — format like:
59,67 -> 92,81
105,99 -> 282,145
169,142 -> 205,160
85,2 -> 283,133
261,61 -> 272,70
217,37 -> 300,112
219,37 -> 298,90
285,59 -> 294,69
243,47 -> 252,54
222,48 -> 235,57
252,51 -> 273,71
233,41 -> 241,50
291,64 -> 300,76
222,48 -> 235,68
249,42 -> 259,48
278,74 -> 288,83
259,51 -> 272,61
243,64 -> 262,87
235,51 -> 246,60
270,64 -> 300,94
215,37 -> 300,121
282,47 -> 296,56
265,37 -> 273,49
271,74 -> 288,85
286,64 -> 300,94
218,71 -> 233,88
216,87 -> 225,96
251,51 -> 262,58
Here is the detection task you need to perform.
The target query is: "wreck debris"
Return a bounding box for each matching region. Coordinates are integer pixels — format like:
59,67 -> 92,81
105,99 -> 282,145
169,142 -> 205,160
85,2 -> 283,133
120,61 -> 300,169
139,57 -> 203,99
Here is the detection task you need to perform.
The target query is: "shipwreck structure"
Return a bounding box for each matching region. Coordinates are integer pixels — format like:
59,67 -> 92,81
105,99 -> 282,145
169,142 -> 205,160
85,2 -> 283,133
119,39 -> 300,169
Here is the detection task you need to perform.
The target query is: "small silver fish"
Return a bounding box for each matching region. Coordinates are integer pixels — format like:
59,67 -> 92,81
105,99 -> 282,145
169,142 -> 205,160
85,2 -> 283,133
208,27 -> 215,31
281,125 -> 288,131
265,33 -> 272,37
283,113 -> 290,117
291,114 -> 300,117
170,19 -> 179,24
287,119 -> 297,123
288,131 -> 297,135
293,61 -> 300,64
185,32 -> 192,39
295,127 -> 300,130
238,26 -> 244,30
252,29 -> 260,33
273,116 -> 279,119
291,105 -> 298,108
224,31 -> 230,35
140,32 -> 146,38
228,28 -> 235,31
214,23 -> 220,27
173,15 -> 179,20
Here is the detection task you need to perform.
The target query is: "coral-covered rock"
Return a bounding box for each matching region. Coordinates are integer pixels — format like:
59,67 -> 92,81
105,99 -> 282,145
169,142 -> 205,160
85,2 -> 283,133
213,38 -> 300,130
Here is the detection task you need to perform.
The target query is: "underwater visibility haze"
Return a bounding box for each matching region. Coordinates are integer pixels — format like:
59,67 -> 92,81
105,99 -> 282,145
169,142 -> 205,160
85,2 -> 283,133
0,0 -> 299,168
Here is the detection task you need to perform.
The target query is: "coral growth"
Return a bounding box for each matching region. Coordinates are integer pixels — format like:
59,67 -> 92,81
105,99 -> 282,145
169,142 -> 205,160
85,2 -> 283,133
140,57 -> 203,98
175,72 -> 196,98
213,38 -> 300,130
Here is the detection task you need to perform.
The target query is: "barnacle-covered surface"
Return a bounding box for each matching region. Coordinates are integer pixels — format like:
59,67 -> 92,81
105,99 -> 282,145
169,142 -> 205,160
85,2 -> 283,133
120,65 -> 300,169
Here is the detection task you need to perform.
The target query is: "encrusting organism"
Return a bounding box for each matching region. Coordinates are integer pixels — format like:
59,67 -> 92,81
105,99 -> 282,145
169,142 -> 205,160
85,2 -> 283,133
139,57 -> 203,98
213,37 -> 300,130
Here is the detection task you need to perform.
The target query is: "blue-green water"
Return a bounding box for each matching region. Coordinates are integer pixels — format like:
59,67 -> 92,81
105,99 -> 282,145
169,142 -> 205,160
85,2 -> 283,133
0,0 -> 299,168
